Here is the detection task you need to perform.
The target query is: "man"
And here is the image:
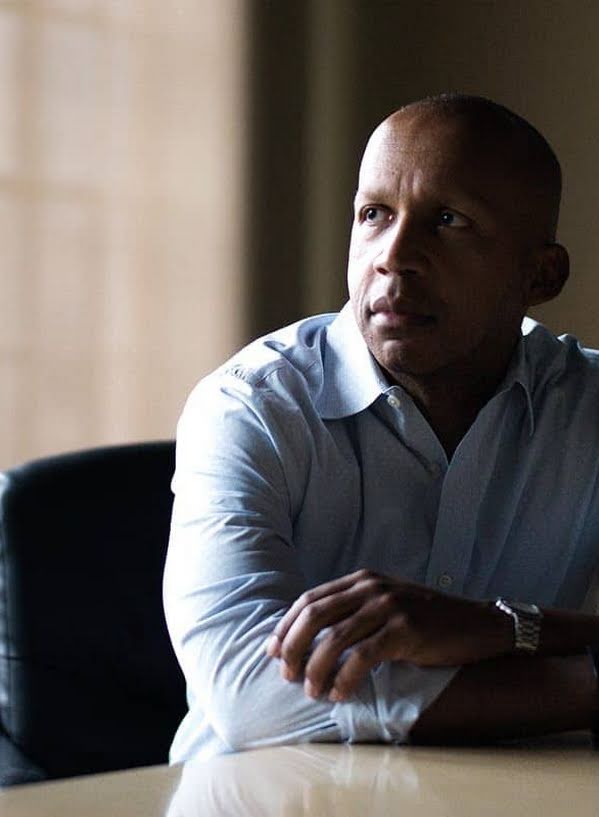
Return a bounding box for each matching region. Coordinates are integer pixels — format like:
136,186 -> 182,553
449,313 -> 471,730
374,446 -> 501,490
164,94 -> 599,762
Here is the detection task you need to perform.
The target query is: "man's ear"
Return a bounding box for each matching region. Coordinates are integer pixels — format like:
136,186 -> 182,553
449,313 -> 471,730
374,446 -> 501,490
526,242 -> 570,307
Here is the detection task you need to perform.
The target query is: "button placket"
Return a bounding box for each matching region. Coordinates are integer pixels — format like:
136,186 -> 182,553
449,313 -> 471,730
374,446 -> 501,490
425,446 -> 482,596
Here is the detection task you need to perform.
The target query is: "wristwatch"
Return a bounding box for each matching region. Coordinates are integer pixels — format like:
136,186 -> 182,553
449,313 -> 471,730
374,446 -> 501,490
494,598 -> 542,653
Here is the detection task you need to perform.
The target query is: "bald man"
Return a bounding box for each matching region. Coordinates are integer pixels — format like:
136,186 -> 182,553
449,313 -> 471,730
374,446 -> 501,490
164,95 -> 599,762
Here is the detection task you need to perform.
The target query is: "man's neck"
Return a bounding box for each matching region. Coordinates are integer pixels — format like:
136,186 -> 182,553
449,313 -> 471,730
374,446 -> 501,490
393,347 -> 518,459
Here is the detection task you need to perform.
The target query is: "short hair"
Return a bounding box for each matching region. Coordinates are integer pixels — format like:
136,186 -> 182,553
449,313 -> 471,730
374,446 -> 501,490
396,93 -> 562,239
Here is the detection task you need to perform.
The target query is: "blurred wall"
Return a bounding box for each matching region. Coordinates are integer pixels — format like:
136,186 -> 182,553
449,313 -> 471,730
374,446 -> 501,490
0,0 -> 247,465
2,0 -> 599,466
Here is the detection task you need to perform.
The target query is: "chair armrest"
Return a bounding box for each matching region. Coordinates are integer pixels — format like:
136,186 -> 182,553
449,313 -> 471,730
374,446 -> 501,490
0,726 -> 46,787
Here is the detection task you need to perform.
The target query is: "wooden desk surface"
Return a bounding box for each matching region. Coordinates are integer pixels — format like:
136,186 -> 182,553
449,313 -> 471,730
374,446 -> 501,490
2,734 -> 598,817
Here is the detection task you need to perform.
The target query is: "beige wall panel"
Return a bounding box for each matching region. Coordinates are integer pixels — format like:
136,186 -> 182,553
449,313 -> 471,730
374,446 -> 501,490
0,1 -> 246,466
0,9 -> 21,175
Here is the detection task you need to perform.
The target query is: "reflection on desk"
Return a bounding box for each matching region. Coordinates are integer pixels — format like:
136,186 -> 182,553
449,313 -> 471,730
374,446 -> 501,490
1,734 -> 597,817
168,733 -> 598,817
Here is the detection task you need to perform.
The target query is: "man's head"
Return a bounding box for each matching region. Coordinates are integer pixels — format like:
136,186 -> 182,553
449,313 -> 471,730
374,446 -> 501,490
347,93 -> 569,385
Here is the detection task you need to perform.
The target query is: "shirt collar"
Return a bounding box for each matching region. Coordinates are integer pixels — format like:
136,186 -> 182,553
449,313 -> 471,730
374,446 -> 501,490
316,303 -> 537,434
496,321 -> 536,437
316,303 -> 389,419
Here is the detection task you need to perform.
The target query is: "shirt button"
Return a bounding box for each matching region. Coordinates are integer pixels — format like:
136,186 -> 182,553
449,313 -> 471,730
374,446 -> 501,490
437,573 -> 453,590
387,395 -> 401,409
427,462 -> 442,479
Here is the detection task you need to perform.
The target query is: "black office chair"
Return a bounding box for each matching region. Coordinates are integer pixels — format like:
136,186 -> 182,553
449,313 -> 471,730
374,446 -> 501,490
0,441 -> 187,786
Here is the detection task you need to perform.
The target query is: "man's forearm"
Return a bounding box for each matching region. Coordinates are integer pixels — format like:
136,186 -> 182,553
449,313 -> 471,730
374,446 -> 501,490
268,570 -> 599,743
410,653 -> 598,744
537,607 -> 599,655
411,606 -> 599,743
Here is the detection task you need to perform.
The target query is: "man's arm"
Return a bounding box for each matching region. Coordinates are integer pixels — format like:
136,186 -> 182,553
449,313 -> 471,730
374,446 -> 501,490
164,373 -> 338,753
412,654 -> 597,743
164,373 -> 457,756
266,569 -> 599,740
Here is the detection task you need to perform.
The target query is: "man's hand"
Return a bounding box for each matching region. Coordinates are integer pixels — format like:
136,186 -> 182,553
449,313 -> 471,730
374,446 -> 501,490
265,569 -> 512,702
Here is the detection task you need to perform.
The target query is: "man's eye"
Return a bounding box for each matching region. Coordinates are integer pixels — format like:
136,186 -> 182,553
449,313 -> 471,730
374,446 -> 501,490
438,210 -> 469,228
362,206 -> 388,224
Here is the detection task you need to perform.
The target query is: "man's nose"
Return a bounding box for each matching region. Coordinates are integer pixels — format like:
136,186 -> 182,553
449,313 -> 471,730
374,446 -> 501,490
373,214 -> 426,276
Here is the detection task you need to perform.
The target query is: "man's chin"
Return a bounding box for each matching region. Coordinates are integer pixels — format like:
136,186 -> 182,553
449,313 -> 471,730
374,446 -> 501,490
375,338 -> 444,380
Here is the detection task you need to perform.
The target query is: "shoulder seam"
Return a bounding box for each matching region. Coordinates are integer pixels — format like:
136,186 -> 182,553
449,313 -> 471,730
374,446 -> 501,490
221,358 -> 320,389
221,361 -> 287,387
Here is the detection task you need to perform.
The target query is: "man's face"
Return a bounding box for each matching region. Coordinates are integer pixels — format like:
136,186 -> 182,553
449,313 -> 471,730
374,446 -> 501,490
347,110 -> 546,383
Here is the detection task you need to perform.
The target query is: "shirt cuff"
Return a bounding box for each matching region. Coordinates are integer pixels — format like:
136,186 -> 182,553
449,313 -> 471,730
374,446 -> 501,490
333,662 -> 460,745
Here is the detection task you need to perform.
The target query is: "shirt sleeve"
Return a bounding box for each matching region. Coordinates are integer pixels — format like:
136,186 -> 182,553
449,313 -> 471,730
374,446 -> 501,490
163,369 -> 458,760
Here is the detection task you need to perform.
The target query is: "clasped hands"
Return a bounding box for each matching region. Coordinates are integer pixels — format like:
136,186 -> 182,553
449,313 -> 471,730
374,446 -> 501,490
265,569 -> 511,702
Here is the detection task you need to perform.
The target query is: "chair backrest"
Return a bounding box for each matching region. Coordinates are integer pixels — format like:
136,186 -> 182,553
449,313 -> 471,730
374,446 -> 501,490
0,441 -> 187,780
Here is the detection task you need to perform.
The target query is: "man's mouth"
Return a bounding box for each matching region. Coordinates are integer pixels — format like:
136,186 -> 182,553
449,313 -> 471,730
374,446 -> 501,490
369,297 -> 436,330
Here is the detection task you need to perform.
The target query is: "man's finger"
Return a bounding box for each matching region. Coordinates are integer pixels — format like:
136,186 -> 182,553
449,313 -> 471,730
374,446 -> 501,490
302,607 -> 388,697
271,570 -> 375,646
264,576 -> 358,659
278,588 -> 363,679
328,628 -> 395,701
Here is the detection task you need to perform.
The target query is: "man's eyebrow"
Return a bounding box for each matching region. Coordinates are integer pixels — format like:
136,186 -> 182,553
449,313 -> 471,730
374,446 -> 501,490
353,189 -> 386,204
354,184 -> 502,218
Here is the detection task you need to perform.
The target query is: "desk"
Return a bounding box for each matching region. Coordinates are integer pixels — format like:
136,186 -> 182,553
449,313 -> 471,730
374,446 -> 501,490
1,734 -> 598,817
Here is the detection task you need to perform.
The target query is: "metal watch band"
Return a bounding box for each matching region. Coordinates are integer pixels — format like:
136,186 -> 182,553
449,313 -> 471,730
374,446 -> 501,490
494,598 -> 542,654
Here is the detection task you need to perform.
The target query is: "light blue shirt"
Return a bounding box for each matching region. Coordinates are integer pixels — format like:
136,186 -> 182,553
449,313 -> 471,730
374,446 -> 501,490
164,303 -> 599,763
